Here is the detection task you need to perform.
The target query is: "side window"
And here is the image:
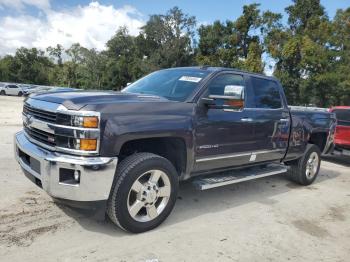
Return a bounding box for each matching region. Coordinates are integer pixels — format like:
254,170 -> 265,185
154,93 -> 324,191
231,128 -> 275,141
333,109 -> 350,126
251,77 -> 282,109
9,85 -> 18,89
207,74 -> 245,97
206,74 -> 245,110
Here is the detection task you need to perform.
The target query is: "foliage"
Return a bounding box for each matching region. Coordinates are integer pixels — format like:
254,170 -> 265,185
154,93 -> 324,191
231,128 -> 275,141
0,3 -> 349,106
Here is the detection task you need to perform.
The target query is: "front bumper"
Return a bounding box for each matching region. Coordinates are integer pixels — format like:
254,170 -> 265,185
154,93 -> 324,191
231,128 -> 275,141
14,131 -> 118,201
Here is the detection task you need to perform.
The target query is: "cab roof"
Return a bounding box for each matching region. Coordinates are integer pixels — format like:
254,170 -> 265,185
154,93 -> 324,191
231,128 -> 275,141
166,66 -> 277,81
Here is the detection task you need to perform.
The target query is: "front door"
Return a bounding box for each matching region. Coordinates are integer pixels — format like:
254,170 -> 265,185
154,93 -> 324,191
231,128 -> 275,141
194,72 -> 257,172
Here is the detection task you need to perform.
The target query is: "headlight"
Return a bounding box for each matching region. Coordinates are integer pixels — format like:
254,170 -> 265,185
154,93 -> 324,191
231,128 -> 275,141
72,116 -> 99,128
56,114 -> 99,128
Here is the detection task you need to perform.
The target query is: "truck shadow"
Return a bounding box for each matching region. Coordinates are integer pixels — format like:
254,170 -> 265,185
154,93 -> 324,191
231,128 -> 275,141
322,155 -> 350,167
57,163 -> 341,236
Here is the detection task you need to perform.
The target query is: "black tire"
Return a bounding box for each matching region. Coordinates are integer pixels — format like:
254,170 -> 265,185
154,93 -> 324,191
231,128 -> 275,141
107,153 -> 179,233
0,90 -> 5,95
286,144 -> 321,185
18,91 -> 23,96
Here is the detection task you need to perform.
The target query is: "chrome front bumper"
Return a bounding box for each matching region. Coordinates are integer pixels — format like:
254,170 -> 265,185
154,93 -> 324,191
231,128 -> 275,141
14,131 -> 118,201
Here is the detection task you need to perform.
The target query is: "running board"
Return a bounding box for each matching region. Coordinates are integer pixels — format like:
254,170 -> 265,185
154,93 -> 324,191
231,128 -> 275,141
192,164 -> 288,190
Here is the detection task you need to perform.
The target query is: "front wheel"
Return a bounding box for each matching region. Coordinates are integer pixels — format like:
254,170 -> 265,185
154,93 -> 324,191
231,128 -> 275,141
286,144 -> 321,185
107,153 -> 179,233
0,90 -> 5,95
18,91 -> 23,96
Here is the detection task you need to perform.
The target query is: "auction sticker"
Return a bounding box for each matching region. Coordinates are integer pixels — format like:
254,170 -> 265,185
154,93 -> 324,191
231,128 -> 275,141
179,76 -> 202,82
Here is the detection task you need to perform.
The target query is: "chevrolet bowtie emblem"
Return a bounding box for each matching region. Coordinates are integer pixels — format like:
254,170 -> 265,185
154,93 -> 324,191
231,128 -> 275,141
25,114 -> 33,126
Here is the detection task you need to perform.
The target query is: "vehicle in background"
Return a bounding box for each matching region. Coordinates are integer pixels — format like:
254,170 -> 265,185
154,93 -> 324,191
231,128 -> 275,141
19,84 -> 37,90
23,86 -> 77,96
329,106 -> 350,156
22,85 -> 53,96
43,87 -> 78,93
0,83 -> 25,96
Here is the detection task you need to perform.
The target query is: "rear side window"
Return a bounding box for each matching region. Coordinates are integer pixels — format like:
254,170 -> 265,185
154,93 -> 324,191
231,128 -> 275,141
8,85 -> 18,88
333,109 -> 350,126
251,77 -> 282,109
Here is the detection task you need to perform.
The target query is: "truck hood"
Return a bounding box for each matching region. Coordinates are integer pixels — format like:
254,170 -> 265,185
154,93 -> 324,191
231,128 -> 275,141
30,91 -> 169,110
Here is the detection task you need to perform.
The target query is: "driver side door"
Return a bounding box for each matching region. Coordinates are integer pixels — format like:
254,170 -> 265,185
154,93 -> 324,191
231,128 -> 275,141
194,72 -> 257,172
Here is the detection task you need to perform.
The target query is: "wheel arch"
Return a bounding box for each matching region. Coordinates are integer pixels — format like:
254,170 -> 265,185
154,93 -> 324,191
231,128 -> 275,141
308,131 -> 328,153
118,137 -> 188,177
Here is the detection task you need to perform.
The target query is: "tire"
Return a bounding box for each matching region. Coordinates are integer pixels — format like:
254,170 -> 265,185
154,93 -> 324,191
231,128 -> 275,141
18,91 -> 23,96
286,144 -> 321,185
107,153 -> 179,233
0,90 -> 5,95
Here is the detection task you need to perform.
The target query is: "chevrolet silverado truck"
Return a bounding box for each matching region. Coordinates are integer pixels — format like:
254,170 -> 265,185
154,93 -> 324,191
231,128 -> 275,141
14,67 -> 336,233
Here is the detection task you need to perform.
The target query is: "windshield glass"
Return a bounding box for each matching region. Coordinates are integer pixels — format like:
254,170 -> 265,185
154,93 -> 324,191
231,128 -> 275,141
122,69 -> 210,101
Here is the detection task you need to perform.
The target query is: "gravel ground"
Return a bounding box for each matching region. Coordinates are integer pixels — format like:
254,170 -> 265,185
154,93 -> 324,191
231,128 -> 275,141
0,95 -> 350,262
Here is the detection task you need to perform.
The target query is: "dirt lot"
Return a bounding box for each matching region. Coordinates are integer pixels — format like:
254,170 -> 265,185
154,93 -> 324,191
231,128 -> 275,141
0,96 -> 350,262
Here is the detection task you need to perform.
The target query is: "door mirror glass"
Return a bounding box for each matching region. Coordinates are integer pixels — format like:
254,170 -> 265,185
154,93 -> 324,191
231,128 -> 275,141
223,85 -> 244,99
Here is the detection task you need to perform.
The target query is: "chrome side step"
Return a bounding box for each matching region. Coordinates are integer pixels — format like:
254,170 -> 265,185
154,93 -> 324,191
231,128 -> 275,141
192,164 -> 288,190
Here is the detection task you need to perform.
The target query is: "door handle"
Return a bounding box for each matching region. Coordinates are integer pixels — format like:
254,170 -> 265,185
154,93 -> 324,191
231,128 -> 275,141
279,118 -> 290,122
241,117 -> 253,122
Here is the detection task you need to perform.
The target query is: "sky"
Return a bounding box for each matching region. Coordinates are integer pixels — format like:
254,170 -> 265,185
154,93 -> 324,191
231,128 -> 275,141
0,0 -> 349,57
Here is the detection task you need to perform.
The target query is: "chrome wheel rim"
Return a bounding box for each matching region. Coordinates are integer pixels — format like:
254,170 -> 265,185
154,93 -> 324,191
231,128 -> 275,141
127,170 -> 171,222
305,152 -> 319,179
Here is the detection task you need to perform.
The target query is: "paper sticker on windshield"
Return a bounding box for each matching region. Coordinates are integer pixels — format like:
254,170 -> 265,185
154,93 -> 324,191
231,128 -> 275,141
179,76 -> 202,83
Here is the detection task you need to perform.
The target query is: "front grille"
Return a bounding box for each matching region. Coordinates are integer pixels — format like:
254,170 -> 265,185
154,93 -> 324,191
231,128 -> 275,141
24,126 -> 56,147
22,98 -> 100,155
23,103 -> 57,123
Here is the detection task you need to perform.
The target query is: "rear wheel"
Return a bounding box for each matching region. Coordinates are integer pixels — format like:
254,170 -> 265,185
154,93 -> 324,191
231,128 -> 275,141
286,144 -> 321,185
0,90 -> 5,95
107,153 -> 178,233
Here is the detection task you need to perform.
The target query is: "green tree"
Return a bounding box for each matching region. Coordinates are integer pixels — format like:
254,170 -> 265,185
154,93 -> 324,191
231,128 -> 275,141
196,4 -> 280,73
267,0 -> 337,106
139,6 -> 196,69
47,44 -> 64,66
2,48 -> 53,84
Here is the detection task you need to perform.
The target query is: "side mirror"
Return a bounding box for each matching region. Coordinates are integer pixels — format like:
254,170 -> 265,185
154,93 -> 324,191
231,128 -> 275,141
201,97 -> 216,107
126,82 -> 132,86
204,85 -> 245,110
223,85 -> 244,99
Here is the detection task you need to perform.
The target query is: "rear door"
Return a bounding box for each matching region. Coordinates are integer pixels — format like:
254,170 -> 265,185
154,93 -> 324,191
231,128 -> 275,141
248,76 -> 291,162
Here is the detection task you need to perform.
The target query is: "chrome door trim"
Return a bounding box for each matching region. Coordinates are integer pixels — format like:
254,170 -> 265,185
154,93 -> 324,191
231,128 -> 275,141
195,149 -> 283,163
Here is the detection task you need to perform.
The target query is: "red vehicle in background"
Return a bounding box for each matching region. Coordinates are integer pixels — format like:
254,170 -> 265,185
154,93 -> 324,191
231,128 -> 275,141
330,106 -> 350,156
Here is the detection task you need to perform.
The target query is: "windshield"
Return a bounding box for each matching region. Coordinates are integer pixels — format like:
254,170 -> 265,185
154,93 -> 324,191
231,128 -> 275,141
122,69 -> 210,101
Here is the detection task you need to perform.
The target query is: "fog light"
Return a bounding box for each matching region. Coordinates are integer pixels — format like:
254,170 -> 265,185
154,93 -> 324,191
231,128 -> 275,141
80,139 -> 97,151
74,170 -> 80,181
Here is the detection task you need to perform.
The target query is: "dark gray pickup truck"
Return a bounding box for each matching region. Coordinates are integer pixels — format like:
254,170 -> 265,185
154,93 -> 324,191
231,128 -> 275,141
14,67 -> 336,233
